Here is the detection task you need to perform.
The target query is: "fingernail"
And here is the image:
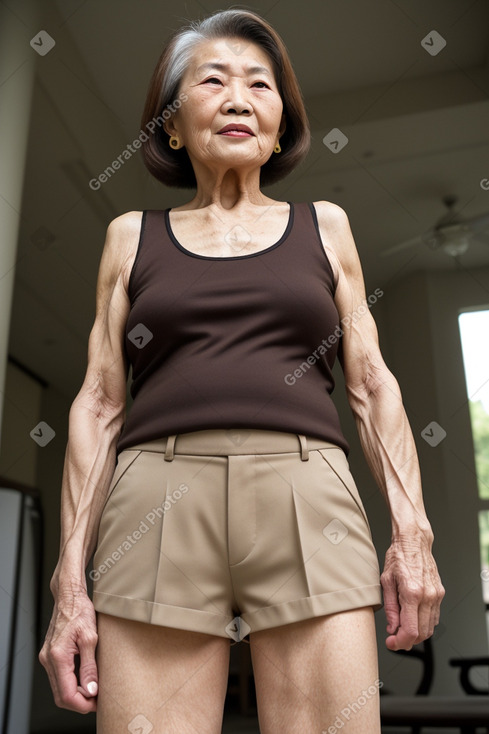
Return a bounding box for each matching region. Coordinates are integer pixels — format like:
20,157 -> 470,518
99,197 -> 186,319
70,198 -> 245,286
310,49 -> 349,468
87,681 -> 98,695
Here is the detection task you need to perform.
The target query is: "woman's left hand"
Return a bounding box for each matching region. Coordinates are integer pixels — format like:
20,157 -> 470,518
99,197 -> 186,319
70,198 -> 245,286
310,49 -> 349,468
380,532 -> 445,650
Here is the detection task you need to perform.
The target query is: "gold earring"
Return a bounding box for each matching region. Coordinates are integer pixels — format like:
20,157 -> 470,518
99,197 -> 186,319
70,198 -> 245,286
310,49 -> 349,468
169,135 -> 181,149
274,140 -> 281,154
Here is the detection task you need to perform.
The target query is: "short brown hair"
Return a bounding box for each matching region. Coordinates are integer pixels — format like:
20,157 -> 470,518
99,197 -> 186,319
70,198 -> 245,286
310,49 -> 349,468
140,8 -> 311,188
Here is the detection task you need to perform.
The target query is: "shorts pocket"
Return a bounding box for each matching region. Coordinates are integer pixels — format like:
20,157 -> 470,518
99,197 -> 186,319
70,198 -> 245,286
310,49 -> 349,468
102,449 -> 142,510
316,447 -> 372,532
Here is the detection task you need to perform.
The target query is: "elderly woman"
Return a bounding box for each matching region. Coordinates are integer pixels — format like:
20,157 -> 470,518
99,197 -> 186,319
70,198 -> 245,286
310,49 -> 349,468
40,8 -> 444,734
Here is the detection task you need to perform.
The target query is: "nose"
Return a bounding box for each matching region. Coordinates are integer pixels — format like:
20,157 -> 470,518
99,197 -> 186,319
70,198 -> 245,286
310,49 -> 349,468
222,81 -> 252,115
223,100 -> 251,115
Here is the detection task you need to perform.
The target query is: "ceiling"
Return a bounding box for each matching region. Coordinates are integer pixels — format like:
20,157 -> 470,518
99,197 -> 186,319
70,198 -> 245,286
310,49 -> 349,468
5,0 -> 489,400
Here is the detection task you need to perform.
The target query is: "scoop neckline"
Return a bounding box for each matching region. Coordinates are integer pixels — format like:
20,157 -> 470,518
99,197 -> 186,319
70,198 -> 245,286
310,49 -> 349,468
164,202 -> 294,260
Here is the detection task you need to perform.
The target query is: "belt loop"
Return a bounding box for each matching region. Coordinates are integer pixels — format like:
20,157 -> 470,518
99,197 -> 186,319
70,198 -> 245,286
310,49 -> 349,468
298,434 -> 309,461
164,434 -> 177,461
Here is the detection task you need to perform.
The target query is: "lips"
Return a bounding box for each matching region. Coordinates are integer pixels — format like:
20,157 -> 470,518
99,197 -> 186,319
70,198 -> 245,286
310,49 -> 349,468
217,124 -> 255,136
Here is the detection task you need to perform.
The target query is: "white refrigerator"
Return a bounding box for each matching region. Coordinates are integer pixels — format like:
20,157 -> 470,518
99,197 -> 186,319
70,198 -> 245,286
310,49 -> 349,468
0,488 -> 41,734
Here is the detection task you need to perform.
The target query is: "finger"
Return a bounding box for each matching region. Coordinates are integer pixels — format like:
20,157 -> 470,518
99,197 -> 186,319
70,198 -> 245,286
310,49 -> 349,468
386,599 -> 419,651
381,576 -> 400,636
427,600 -> 440,640
424,593 -> 442,641
432,583 -> 445,632
50,648 -> 97,713
78,628 -> 99,698
416,581 -> 444,643
414,597 -> 432,644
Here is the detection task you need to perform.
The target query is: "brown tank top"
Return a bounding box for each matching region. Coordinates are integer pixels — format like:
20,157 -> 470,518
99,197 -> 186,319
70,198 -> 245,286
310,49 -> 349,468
116,201 -> 349,455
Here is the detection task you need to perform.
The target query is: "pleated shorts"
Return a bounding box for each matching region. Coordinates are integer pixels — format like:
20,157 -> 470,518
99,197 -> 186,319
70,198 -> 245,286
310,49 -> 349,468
91,428 -> 382,640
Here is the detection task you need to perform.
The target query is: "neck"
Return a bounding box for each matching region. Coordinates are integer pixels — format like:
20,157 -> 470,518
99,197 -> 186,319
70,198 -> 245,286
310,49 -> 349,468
182,160 -> 270,211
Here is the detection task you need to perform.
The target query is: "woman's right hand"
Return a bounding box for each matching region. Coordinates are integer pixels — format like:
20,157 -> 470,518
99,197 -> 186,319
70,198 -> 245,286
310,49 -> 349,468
37,216 -> 143,712
38,215 -> 141,712
39,586 -> 99,713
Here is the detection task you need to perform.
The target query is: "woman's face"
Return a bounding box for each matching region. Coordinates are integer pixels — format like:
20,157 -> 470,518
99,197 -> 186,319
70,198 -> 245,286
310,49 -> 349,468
165,37 -> 286,173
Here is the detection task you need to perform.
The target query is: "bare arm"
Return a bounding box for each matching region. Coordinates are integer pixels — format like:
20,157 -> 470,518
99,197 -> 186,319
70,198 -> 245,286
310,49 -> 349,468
39,211 -> 142,712
314,200 -> 445,650
51,213 -> 138,590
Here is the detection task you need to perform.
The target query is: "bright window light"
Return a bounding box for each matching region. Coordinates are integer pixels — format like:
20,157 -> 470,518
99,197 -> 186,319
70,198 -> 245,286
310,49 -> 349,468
458,309 -> 489,605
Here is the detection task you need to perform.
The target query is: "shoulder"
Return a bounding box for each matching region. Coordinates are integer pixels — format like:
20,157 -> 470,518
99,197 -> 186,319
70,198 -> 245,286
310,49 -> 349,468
311,200 -> 361,280
311,200 -> 353,249
100,211 -> 144,291
311,199 -> 349,225
106,210 -> 144,242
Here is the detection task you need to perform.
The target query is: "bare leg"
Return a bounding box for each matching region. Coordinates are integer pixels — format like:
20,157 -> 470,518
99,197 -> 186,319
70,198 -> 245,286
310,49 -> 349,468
96,612 -> 230,734
249,606 -> 381,734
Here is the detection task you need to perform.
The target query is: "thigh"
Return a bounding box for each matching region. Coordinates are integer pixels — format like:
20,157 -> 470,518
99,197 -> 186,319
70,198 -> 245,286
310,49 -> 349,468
96,612 -> 231,734
249,606 -> 381,734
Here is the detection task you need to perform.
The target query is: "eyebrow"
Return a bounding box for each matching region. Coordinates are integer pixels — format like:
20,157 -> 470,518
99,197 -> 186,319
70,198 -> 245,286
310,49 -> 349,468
195,61 -> 272,77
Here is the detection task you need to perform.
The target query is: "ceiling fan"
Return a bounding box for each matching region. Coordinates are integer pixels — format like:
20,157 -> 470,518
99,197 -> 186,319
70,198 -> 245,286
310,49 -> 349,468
381,195 -> 489,258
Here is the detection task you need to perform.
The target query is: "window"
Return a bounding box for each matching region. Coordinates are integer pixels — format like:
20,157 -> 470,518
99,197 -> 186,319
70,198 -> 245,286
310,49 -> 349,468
458,309 -> 489,614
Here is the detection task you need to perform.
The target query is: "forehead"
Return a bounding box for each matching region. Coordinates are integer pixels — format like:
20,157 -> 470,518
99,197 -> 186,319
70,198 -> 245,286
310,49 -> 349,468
187,37 -> 275,77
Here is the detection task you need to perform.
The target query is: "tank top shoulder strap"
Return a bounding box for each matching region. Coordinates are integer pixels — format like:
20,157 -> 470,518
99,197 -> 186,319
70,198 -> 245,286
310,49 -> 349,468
287,201 -> 336,289
126,209 -> 167,304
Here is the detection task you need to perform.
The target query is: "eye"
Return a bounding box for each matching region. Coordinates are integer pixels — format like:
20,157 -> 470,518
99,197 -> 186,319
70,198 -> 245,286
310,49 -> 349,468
202,77 -> 269,88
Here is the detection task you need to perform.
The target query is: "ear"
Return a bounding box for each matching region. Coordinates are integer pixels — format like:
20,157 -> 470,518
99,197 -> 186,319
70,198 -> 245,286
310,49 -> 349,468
163,115 -> 178,138
278,113 -> 286,138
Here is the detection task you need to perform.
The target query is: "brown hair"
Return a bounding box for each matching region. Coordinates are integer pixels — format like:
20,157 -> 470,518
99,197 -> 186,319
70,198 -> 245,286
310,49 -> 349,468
140,8 -> 311,188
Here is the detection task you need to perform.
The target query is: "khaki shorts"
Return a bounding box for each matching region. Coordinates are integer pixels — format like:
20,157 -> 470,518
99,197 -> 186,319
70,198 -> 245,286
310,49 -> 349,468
92,429 -> 382,640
